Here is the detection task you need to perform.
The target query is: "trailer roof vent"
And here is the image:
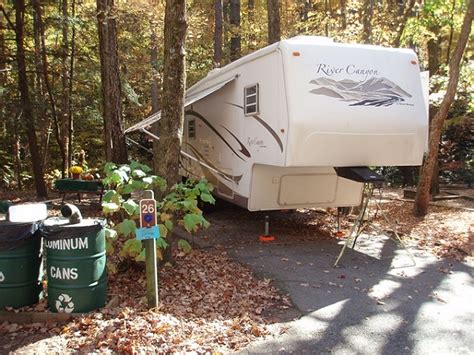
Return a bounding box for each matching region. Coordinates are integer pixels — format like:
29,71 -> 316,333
244,84 -> 259,116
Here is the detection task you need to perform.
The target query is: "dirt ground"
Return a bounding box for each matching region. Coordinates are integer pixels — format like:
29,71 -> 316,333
187,187 -> 473,262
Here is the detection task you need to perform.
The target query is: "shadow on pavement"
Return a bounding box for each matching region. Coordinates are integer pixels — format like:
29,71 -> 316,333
186,203 -> 474,354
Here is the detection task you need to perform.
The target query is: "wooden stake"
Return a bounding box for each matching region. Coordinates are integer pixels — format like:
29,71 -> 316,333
142,190 -> 159,309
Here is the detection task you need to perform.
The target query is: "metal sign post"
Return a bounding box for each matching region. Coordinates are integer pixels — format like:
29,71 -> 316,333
138,190 -> 159,309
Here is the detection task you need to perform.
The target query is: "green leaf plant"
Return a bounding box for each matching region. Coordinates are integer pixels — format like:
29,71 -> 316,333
101,161 -> 215,267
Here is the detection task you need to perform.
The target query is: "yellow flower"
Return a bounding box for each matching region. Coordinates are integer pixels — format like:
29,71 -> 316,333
70,166 -> 83,174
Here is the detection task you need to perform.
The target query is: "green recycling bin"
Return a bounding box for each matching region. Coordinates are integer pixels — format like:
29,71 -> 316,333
0,221 -> 43,309
41,218 -> 107,313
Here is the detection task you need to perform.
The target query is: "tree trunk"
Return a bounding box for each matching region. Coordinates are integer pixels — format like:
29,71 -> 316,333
223,0 -> 229,24
32,5 -> 43,98
413,1 -> 473,217
267,0 -> 280,44
430,159 -> 440,195
0,12 -> 7,143
229,0 -> 240,61
247,0 -> 255,51
324,0 -> 330,37
428,105 -> 440,195
14,137 -> 22,190
427,29 -> 440,75
97,0 -> 128,164
30,0 -> 48,164
392,0 -> 418,189
339,0 -> 347,30
399,166 -> 416,187
392,0 -> 415,47
31,5 -> 51,169
214,0 -> 223,67
32,0 -> 66,176
61,0 -> 70,177
446,0 -> 456,64
13,111 -> 22,190
150,16 -> 161,171
150,28 -> 160,114
298,0 -> 312,21
0,11 -> 6,80
14,0 -> 47,198
154,0 -> 187,188
361,0 -> 373,44
68,0 -> 76,170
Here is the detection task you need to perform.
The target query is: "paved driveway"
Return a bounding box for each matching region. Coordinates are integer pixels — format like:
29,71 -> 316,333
184,204 -> 474,354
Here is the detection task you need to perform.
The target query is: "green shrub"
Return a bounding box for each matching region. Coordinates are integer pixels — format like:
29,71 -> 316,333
101,161 -> 215,264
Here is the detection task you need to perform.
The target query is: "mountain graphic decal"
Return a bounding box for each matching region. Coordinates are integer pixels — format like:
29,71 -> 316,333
309,77 -> 412,107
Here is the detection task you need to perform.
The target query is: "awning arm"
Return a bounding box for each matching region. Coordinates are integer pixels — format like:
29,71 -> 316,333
124,111 -> 162,134
140,128 -> 160,141
125,137 -> 153,153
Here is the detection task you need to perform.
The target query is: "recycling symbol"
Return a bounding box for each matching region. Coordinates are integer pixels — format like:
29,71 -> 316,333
56,293 -> 75,313
0,271 -> 4,282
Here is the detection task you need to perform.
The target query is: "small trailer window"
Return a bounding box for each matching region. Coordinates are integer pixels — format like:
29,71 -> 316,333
244,84 -> 259,115
188,118 -> 196,139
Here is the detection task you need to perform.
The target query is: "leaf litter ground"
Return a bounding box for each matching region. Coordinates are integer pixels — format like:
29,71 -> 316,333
1,247 -> 291,353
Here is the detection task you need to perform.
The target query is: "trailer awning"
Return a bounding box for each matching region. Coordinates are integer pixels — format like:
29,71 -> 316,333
124,75 -> 237,134
184,75 -> 237,107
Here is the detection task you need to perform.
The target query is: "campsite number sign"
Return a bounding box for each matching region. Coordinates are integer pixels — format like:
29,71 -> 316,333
140,199 -> 156,228
136,198 -> 160,241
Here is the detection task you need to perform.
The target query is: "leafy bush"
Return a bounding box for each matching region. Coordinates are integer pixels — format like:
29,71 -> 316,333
101,161 -> 215,264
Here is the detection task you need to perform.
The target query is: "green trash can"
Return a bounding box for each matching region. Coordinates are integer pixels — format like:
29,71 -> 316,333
41,218 -> 107,313
0,221 -> 43,309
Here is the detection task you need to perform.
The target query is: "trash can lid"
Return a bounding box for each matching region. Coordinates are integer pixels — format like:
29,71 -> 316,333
0,220 -> 40,236
41,217 -> 106,240
0,220 -> 41,250
42,217 -> 106,228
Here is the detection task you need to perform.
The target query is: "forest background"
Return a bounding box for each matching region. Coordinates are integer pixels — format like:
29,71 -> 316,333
0,0 -> 472,196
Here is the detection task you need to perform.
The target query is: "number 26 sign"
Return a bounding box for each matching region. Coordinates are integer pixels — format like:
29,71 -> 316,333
136,199 -> 160,240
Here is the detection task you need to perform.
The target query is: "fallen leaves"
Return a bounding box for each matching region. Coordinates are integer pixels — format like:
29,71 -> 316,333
377,200 -> 473,261
0,249 -> 291,353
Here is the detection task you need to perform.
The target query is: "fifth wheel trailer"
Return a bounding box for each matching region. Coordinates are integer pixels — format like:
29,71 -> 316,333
126,36 -> 429,211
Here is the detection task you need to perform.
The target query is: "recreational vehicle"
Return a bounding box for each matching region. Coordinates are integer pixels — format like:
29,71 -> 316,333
126,36 -> 429,211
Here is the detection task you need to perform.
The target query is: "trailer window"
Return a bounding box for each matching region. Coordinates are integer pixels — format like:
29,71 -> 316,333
244,84 -> 259,116
188,118 -> 196,139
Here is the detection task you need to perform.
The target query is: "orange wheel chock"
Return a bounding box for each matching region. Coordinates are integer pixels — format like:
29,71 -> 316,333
259,235 -> 275,242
